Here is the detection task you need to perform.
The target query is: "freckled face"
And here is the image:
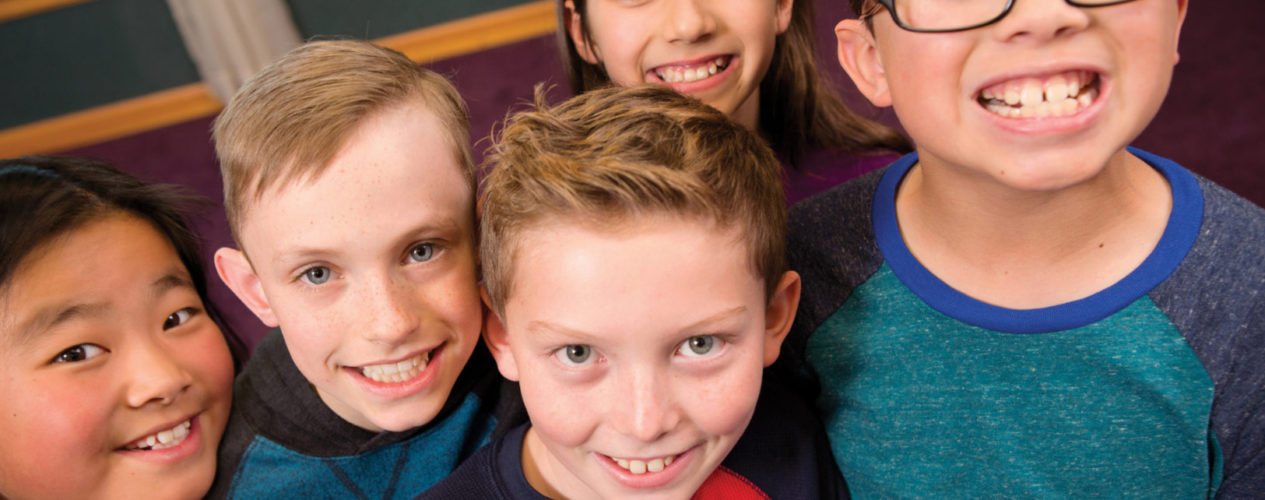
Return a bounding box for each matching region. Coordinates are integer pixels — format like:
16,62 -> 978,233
0,215 -> 234,499
233,101 -> 482,433
856,0 -> 1185,191
567,0 -> 793,129
490,215 -> 785,499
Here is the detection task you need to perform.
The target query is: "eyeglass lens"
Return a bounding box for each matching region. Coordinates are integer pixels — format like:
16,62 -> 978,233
891,0 -> 1131,32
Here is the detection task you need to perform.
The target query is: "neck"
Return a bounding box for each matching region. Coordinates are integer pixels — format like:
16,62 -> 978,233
896,149 -> 1173,308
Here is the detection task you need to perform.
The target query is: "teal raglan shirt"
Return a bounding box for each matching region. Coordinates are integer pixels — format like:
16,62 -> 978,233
783,149 -> 1265,498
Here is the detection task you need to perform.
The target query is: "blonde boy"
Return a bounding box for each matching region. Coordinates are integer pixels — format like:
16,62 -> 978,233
784,0 -> 1265,497
207,40 -> 499,498
424,85 -> 845,499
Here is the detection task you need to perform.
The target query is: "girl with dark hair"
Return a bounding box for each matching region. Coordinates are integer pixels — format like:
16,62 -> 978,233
557,0 -> 912,203
0,156 -> 237,499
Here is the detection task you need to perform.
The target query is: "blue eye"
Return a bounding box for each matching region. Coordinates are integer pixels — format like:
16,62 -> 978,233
678,335 -> 719,358
162,307 -> 198,330
53,344 -> 106,363
301,266 -> 332,285
555,344 -> 595,366
408,243 -> 437,263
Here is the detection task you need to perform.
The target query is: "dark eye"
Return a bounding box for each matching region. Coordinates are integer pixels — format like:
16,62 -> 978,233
53,344 -> 106,363
678,335 -> 718,358
408,243 -> 436,263
555,344 -> 594,366
162,307 -> 198,330
301,266 -> 332,285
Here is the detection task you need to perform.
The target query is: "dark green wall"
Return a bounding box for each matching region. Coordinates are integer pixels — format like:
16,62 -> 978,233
0,0 -> 537,129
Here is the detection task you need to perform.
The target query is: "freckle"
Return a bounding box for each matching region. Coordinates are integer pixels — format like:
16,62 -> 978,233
1099,243 -> 1105,248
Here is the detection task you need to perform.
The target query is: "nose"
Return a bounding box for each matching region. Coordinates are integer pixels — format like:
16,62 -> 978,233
359,272 -> 420,345
992,0 -> 1091,43
613,366 -> 681,442
125,337 -> 193,408
662,0 -> 716,44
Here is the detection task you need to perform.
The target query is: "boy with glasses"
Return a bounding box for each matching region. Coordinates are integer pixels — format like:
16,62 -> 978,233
782,0 -> 1265,496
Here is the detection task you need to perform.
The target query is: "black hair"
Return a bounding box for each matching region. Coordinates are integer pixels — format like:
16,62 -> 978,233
0,155 -> 246,370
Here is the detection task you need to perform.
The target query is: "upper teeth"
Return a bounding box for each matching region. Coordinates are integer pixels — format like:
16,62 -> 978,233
655,57 -> 728,84
979,70 -> 1097,118
360,352 -> 429,383
127,420 -> 191,451
612,455 -> 676,474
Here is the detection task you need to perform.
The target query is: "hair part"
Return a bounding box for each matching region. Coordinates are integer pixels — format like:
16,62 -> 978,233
481,84 -> 787,318
0,155 -> 246,369
213,39 -> 475,246
556,0 -> 910,166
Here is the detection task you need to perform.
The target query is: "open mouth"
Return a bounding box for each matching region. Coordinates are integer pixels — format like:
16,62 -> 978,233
607,453 -> 679,475
978,70 -> 1100,119
123,419 -> 192,451
358,348 -> 433,384
653,56 -> 731,84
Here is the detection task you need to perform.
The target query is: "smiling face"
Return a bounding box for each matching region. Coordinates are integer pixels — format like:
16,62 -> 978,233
837,0 -> 1187,192
484,214 -> 798,499
216,99 -> 482,433
565,0 -> 793,130
0,214 -> 234,499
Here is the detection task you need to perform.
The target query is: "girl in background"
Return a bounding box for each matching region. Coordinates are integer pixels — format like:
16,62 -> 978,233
0,156 -> 239,499
557,0 -> 911,203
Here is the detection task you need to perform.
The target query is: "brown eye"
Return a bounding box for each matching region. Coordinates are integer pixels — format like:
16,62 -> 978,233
53,344 -> 106,363
162,308 -> 197,330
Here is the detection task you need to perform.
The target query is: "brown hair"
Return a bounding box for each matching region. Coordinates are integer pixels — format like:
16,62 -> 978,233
480,84 -> 786,318
213,39 -> 475,245
556,0 -> 911,167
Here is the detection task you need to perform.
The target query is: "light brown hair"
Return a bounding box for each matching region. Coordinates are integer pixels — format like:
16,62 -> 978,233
213,39 -> 475,245
556,0 -> 911,166
481,84 -> 786,318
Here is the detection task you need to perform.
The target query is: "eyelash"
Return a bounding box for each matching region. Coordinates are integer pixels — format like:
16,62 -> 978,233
51,344 -> 107,364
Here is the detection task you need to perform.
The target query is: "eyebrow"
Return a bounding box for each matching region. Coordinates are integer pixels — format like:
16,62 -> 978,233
524,306 -> 749,341
5,271 -> 195,350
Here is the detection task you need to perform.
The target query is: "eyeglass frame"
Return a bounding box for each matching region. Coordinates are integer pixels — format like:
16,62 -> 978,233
860,0 -> 1140,33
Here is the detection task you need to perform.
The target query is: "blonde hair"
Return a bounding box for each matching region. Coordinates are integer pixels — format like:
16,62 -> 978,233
481,84 -> 786,317
213,40 -> 474,244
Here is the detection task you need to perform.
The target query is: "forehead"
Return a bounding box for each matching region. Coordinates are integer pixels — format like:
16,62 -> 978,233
238,103 -> 474,256
1,215 -> 189,349
505,213 -> 762,336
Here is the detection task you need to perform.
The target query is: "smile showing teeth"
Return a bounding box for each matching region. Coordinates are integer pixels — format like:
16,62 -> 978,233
125,420 -> 191,451
978,70 -> 1099,119
611,455 -> 677,474
359,351 -> 429,383
655,57 -> 729,84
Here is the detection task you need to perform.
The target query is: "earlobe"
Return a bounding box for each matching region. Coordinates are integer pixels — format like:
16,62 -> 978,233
774,0 -> 794,35
762,271 -> 802,367
214,247 -> 279,327
564,0 -> 601,65
836,19 -> 892,107
1172,0 -> 1188,66
480,289 -> 520,381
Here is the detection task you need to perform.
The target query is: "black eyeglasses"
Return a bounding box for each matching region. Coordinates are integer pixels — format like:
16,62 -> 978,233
862,0 -> 1139,33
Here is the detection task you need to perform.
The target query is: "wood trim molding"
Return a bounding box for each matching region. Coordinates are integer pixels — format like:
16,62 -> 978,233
0,0 -> 557,157
0,0 -> 91,23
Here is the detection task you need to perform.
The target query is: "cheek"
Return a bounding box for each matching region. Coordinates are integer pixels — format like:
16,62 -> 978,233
685,363 -> 763,439
517,367 -> 595,448
0,376 -> 110,496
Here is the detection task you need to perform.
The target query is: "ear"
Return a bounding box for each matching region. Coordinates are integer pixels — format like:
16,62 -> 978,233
480,288 -> 520,381
836,19 -> 892,107
214,247 -> 279,327
774,0 -> 794,35
1171,0 -> 1188,65
762,271 -> 802,367
564,0 -> 601,65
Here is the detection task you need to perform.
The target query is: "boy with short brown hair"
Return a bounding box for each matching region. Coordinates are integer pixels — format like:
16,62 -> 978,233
424,84 -> 845,499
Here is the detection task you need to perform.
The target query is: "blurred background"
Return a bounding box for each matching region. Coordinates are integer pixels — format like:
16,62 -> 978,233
2,0 -> 1261,350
